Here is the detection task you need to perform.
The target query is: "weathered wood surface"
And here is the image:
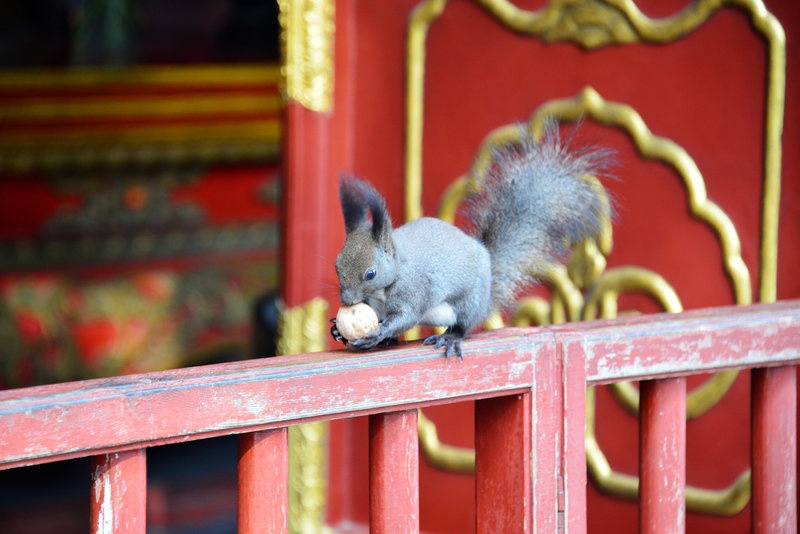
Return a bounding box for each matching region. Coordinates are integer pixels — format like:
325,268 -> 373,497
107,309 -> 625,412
1,300 -> 798,471
90,449 -> 147,534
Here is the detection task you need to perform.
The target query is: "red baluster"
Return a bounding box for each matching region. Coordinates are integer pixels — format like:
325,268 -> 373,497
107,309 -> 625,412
369,410 -> 419,534
639,378 -> 687,533
239,428 -> 289,534
90,449 -> 147,534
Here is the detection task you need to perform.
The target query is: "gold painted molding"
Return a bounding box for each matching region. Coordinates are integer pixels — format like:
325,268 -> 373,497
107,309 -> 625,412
277,0 -> 335,113
405,0 -> 784,300
277,297 -> 331,533
0,64 -> 282,172
277,297 -> 330,355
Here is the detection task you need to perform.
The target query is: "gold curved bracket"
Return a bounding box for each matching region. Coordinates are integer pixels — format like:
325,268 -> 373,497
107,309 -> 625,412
532,87 -> 754,306
418,409 -> 476,473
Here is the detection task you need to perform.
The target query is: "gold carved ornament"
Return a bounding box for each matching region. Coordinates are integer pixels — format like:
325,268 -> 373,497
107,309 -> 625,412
406,0 -> 784,516
277,0 -> 335,113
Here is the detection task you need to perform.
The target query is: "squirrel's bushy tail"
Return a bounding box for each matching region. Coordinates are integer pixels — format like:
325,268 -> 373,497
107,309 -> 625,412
465,120 -> 613,312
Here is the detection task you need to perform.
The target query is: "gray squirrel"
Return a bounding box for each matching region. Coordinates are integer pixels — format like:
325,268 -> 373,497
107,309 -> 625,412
332,120 -> 612,358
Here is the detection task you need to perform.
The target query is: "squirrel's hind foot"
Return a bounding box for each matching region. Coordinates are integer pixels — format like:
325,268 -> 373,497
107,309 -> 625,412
423,330 -> 463,360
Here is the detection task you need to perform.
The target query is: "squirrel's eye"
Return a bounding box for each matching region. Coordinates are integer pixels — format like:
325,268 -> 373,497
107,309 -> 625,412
364,268 -> 376,281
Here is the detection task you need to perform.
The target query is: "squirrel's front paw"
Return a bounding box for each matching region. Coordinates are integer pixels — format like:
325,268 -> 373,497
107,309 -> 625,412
423,332 -> 463,359
348,329 -> 383,350
347,326 -> 398,351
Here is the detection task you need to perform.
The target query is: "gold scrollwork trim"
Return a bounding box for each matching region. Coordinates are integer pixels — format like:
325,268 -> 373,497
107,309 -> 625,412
583,267 -> 739,419
534,87 -> 753,306
418,409 -> 476,473
277,298 -> 331,533
586,387 -> 752,515
405,0 -> 783,301
278,0 -> 335,113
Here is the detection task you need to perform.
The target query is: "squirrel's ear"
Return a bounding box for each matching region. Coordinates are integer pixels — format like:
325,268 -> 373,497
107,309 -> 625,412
339,176 -> 368,234
339,176 -> 394,253
366,189 -> 394,255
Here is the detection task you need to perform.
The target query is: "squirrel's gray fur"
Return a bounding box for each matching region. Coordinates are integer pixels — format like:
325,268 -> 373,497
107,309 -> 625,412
335,120 -> 612,358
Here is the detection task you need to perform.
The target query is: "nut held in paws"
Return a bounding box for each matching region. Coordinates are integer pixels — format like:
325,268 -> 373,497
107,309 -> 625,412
336,303 -> 379,341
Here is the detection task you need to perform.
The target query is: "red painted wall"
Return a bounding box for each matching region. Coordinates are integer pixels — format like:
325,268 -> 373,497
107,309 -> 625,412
321,1 -> 800,532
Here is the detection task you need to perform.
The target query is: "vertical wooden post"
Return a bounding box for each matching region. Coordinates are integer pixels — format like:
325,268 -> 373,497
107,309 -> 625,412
475,393 -> 532,533
532,342 -> 564,532
752,366 -> 797,533
369,409 -> 419,534
238,428 -> 289,534
561,337 -> 588,534
90,449 -> 147,534
639,377 -> 686,534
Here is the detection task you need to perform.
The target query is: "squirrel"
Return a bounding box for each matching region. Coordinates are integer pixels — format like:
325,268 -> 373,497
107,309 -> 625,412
332,120 -> 612,358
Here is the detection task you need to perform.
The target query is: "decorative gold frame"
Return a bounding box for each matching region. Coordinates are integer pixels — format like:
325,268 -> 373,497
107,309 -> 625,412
406,0 -> 785,516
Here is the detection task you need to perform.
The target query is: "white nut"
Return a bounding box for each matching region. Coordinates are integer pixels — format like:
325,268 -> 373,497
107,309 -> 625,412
336,303 -> 379,341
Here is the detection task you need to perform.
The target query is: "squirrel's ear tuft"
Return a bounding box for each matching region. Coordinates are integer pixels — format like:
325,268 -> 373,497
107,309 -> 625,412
360,182 -> 393,254
339,176 -> 369,233
338,175 -> 394,253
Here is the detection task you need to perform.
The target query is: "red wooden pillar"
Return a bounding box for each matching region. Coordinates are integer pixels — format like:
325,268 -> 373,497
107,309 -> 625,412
281,103 -> 331,309
90,449 -> 147,534
238,428 -> 289,534
369,409 -> 419,533
639,377 -> 687,534
475,393 -> 532,533
752,366 -> 797,533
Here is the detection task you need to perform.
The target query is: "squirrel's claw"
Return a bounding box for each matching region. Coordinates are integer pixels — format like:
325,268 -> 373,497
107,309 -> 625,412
346,325 -> 399,351
423,333 -> 463,360
330,318 -> 347,346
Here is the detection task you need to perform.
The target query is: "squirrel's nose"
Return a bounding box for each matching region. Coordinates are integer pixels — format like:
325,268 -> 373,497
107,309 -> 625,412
340,288 -> 359,306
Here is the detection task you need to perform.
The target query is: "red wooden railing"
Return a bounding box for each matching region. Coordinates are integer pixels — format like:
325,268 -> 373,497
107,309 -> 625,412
1,300 -> 798,533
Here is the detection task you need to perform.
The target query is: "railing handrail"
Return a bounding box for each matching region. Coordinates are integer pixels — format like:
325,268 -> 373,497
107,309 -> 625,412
1,300 -> 798,472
